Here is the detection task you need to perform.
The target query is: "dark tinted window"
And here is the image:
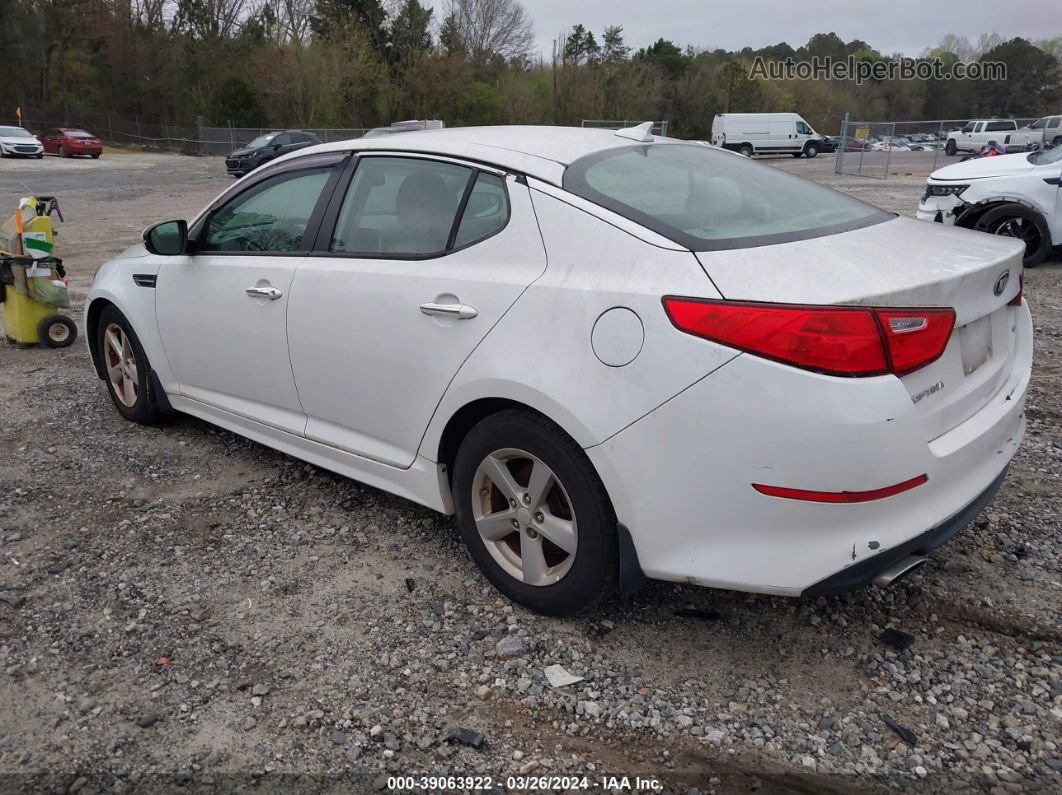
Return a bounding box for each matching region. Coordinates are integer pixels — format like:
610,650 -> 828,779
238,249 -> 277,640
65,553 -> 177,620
1049,117 -> 1061,129
273,133 -> 292,146
985,121 -> 1015,132
453,172 -> 509,249
204,168 -> 332,252
564,144 -> 890,251
330,157 -> 473,256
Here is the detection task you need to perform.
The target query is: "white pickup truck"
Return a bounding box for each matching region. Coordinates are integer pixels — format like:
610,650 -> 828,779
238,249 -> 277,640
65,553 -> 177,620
944,119 -> 1044,156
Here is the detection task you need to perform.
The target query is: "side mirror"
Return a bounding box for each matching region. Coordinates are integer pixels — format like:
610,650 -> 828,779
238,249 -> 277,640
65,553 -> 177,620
272,143 -> 283,150
143,219 -> 188,256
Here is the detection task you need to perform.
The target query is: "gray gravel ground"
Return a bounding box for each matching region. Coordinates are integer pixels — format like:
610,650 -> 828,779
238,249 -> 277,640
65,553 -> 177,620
0,150 -> 1060,794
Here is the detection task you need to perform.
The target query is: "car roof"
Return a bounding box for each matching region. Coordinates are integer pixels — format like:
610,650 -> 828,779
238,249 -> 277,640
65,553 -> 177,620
298,125 -> 679,185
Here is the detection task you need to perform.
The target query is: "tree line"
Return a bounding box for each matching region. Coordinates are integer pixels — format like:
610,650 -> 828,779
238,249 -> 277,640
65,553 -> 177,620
0,0 -> 1059,138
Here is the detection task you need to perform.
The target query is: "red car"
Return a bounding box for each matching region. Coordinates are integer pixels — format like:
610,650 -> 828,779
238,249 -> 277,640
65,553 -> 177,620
42,128 -> 103,158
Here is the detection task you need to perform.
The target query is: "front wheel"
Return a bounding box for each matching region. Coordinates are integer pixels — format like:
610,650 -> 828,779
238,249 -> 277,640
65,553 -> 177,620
804,143 -> 819,158
975,204 -> 1051,267
452,409 -> 619,616
96,305 -> 163,424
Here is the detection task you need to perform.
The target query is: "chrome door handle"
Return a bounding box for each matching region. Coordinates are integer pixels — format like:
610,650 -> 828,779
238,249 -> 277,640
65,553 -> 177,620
246,286 -> 282,300
419,302 -> 478,320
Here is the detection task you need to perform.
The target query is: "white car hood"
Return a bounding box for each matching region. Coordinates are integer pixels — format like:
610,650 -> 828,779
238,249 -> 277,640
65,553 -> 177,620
0,136 -> 40,146
930,152 -> 1035,181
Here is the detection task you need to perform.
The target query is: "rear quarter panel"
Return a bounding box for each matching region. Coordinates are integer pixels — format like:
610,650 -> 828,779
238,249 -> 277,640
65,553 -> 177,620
418,189 -> 740,460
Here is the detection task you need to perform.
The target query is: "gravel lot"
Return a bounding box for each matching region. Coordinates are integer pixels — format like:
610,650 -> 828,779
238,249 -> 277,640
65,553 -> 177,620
1,149 -> 1060,794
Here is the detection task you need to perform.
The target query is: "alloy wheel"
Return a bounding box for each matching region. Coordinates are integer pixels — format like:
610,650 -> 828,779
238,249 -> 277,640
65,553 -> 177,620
988,215 -> 1041,254
103,323 -> 138,407
471,448 -> 578,586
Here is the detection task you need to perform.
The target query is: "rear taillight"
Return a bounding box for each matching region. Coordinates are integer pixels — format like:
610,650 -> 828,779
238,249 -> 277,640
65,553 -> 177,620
662,297 -> 955,378
1008,272 -> 1023,306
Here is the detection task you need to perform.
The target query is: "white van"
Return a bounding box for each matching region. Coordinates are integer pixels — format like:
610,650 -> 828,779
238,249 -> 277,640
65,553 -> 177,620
711,113 -> 823,158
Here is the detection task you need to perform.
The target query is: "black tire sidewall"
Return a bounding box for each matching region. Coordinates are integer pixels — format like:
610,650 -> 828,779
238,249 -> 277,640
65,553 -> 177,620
452,412 -> 617,616
805,143 -> 819,158
739,145 -> 753,157
976,205 -> 1051,266
96,306 -> 159,423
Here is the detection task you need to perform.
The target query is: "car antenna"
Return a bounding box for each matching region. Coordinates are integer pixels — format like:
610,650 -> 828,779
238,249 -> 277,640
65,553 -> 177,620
614,121 -> 654,143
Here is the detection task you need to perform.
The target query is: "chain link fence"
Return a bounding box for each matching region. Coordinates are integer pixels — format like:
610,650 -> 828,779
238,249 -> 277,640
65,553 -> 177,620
0,112 -> 371,155
834,115 -> 1051,178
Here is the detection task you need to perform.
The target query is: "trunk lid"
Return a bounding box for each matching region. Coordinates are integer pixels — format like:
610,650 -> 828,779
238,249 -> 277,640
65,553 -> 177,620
696,217 -> 1024,440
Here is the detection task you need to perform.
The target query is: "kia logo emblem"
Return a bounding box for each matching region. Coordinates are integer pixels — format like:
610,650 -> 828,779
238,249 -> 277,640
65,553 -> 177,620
994,272 -> 1009,296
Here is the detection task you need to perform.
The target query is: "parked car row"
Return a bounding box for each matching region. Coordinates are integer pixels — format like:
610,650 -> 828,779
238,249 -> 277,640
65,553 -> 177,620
0,126 -> 103,159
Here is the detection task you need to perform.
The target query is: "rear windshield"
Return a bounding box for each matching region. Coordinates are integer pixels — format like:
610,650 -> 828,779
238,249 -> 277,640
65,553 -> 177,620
67,130 -> 94,138
563,143 -> 891,251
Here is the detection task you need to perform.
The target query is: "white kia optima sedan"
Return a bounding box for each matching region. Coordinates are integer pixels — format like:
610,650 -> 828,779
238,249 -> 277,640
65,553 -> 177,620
86,125 -> 1032,615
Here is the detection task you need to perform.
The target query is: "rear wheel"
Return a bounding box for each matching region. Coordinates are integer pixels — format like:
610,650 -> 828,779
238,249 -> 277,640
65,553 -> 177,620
975,204 -> 1051,267
90,153 -> 100,159
452,409 -> 618,616
96,306 -> 162,424
37,315 -> 76,348
1052,136 -> 1062,148
945,139 -> 957,156
738,144 -> 754,157
58,145 -> 68,158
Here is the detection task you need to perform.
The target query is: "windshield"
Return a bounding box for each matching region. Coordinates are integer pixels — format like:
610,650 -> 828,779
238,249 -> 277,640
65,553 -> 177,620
0,126 -> 35,138
246,133 -> 277,149
563,144 -> 890,251
1030,145 -> 1062,165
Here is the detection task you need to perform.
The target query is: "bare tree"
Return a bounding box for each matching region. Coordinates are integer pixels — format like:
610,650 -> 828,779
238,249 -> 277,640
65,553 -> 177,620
443,0 -> 534,69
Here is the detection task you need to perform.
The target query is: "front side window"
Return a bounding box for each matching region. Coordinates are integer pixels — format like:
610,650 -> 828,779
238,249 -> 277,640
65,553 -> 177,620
961,123 -> 975,133
203,168 -> 332,252
564,144 -> 890,251
331,157 -> 477,256
1048,117 -> 1061,129
796,122 -> 812,135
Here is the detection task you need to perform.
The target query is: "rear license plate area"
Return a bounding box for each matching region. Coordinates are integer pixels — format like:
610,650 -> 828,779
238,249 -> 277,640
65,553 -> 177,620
958,316 -> 992,375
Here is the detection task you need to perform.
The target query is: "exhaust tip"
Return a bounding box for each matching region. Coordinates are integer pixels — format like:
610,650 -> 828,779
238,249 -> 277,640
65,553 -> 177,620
872,555 -> 928,588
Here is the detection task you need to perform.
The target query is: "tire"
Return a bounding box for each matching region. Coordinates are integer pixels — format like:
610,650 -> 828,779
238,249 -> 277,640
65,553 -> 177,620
738,144 -> 754,157
974,204 -> 1051,267
35,153 -> 43,159
945,139 -> 957,156
37,315 -> 77,348
804,142 -> 819,158
791,152 -> 803,158
58,145 -> 67,158
1052,136 -> 1062,148
452,409 -> 619,616
96,305 -> 162,424
90,153 -> 99,159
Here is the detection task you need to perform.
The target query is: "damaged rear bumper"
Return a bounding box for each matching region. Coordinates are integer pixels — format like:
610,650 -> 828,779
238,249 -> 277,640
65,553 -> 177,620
801,466 -> 1007,596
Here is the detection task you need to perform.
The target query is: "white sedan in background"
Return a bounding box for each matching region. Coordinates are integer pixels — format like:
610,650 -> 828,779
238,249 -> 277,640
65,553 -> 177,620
917,143 -> 1062,266
0,125 -> 44,158
86,125 -> 1031,615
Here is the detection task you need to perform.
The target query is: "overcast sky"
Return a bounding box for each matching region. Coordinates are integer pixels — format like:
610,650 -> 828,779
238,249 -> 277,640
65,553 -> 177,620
478,0 -> 1060,60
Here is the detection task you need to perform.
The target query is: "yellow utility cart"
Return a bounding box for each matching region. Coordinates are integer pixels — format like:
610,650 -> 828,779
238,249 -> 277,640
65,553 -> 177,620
0,195 -> 77,347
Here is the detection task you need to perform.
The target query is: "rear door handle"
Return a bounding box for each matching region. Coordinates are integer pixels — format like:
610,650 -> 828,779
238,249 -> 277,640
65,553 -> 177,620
246,286 -> 282,300
419,302 -> 478,320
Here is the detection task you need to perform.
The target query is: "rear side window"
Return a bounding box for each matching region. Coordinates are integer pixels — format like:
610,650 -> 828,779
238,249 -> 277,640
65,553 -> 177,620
453,172 -> 509,249
330,157 -> 509,257
563,144 -> 890,251
985,121 -> 1015,132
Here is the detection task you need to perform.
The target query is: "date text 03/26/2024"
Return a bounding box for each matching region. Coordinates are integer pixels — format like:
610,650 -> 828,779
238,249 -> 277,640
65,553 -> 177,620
386,775 -> 664,791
